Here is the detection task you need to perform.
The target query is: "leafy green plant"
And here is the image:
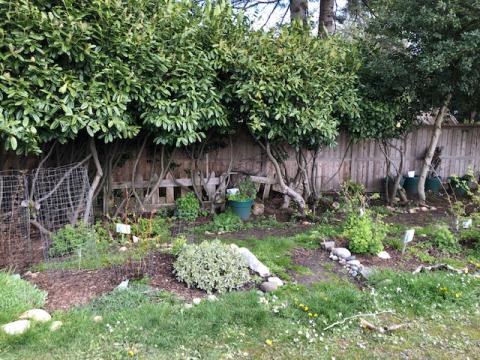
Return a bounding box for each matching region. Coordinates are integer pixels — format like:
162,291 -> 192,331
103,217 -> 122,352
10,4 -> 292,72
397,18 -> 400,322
343,210 -> 386,254
427,225 -> 460,254
176,192 -> 201,222
173,240 -> 250,293
211,212 -> 244,232
171,235 -> 188,257
131,216 -> 171,242
49,222 -> 97,258
228,178 -> 257,202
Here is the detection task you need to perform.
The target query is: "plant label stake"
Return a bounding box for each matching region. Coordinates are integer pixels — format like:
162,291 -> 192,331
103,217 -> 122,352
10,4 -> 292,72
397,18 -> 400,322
463,219 -> 472,229
402,229 -> 415,254
116,223 -> 131,234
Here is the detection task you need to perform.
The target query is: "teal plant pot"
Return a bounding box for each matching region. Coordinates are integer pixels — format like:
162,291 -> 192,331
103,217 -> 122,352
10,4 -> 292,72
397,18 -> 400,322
425,176 -> 442,194
228,199 -> 253,220
403,176 -> 419,195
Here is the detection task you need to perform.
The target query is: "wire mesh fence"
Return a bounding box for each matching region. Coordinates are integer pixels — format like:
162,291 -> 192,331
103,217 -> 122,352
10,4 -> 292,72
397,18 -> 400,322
0,163 -> 90,268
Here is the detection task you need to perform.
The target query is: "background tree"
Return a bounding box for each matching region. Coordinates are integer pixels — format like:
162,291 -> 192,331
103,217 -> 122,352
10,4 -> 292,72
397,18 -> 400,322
366,0 -> 480,203
226,27 -> 360,211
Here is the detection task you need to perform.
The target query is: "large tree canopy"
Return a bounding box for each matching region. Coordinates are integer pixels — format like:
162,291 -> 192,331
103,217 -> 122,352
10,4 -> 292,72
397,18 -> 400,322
0,0 -> 241,154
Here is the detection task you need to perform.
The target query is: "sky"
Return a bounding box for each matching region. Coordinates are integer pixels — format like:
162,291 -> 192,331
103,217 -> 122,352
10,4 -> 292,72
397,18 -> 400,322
250,0 -> 348,30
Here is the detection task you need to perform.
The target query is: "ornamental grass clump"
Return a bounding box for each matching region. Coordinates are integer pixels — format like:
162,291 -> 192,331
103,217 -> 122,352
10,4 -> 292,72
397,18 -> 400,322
173,240 -> 250,293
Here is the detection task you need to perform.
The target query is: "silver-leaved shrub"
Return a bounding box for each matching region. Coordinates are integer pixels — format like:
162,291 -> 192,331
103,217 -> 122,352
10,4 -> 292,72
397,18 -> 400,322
173,240 -> 250,293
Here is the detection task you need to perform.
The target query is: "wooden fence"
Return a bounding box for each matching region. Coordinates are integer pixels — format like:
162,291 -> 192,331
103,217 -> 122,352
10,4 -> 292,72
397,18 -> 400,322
105,125 -> 480,210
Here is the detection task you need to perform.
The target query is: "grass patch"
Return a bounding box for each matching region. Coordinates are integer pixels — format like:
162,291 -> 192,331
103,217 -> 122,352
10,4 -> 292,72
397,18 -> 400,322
0,272 -> 46,324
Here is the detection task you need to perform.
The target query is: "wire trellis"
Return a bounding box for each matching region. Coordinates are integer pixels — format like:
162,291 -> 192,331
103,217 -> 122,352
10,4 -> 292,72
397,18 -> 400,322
0,163 -> 91,268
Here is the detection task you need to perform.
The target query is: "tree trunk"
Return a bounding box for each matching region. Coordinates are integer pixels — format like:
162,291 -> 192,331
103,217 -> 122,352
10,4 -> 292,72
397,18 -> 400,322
290,0 -> 308,25
319,0 -> 335,37
83,138 -> 103,223
417,94 -> 452,203
265,141 -> 306,213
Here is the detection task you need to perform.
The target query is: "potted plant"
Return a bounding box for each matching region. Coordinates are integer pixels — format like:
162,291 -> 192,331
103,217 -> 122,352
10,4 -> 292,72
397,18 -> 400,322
227,178 -> 257,220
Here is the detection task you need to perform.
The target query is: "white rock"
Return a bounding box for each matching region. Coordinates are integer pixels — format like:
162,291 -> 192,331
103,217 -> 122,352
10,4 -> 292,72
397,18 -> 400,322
207,294 -> 218,302
93,315 -> 103,323
132,236 -> 140,243
2,320 -> 30,335
236,247 -> 270,277
192,297 -> 202,305
347,260 -> 361,267
267,277 -> 284,287
260,281 -> 278,292
50,321 -> 63,331
377,251 -> 391,260
332,248 -> 352,259
19,309 -> 51,322
322,241 -> 336,251
119,246 -> 128,252
115,279 -> 129,291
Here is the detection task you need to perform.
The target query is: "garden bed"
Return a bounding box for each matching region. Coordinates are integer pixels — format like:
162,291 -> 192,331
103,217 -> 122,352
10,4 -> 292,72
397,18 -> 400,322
24,252 -> 204,311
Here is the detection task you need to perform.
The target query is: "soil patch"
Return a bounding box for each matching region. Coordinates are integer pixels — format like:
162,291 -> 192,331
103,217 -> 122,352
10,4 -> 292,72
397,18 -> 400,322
24,252 -> 204,312
290,248 -> 350,284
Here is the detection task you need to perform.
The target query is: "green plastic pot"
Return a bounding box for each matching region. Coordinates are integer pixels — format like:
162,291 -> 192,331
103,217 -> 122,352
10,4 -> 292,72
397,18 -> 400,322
228,199 -> 254,220
425,176 -> 442,194
403,175 -> 420,195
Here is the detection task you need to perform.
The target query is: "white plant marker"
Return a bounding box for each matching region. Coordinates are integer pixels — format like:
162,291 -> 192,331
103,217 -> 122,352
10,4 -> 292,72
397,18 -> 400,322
359,208 -> 365,217
407,171 -> 415,178
402,229 -> 415,254
463,219 -> 472,229
116,223 -> 131,234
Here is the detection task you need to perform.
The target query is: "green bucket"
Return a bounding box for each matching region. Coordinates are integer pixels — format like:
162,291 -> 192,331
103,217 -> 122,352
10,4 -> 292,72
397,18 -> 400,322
228,199 -> 254,220
403,176 -> 420,195
425,176 -> 442,194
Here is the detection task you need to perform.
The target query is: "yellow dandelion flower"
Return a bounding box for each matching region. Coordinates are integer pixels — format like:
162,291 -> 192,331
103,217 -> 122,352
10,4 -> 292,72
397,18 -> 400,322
314,313 -> 318,317
299,304 -> 304,308
128,350 -> 135,357
304,306 -> 308,311
308,313 -> 313,317
265,339 -> 273,346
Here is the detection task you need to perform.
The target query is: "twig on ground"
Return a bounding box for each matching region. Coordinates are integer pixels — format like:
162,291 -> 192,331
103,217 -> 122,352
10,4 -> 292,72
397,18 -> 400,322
323,310 -> 393,331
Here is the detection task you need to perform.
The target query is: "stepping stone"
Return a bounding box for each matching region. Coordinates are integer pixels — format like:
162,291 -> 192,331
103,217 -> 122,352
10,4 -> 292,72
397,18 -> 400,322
19,309 -> 51,322
2,320 -> 30,335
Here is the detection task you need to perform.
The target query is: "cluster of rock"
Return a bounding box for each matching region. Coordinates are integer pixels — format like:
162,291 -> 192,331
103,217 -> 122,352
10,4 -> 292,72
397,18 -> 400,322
323,241 -> 381,279
1,309 -> 62,336
231,244 -> 284,293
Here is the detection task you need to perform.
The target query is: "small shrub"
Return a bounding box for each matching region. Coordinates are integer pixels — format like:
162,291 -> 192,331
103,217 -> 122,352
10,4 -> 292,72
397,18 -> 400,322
131,216 -> 171,242
49,222 -> 97,257
171,235 -> 188,257
173,240 -> 250,293
212,212 -> 244,232
176,192 -> 201,222
343,210 -> 385,254
428,225 -> 460,253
